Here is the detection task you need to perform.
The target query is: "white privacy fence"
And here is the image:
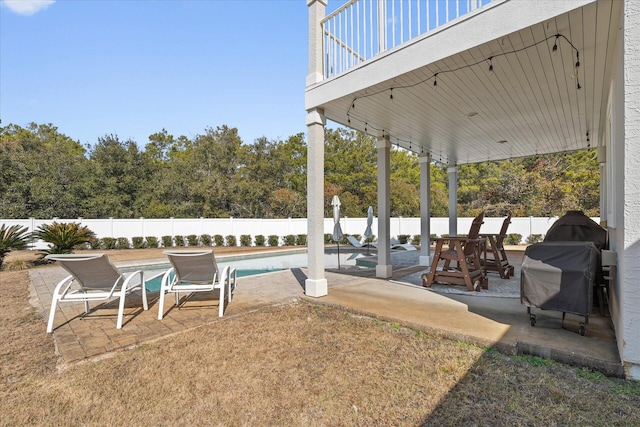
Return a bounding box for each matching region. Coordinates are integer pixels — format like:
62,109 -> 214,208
2,216 -> 599,250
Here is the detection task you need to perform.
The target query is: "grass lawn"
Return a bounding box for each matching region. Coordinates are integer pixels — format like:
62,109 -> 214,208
1,249 -> 639,426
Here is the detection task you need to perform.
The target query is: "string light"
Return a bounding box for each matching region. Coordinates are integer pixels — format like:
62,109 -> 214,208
552,34 -> 559,55
343,32 -> 582,156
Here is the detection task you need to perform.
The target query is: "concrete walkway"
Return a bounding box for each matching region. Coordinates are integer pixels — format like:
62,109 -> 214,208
29,249 -> 622,377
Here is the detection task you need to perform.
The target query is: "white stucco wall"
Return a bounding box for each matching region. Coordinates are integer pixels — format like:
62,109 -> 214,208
622,0 -> 640,379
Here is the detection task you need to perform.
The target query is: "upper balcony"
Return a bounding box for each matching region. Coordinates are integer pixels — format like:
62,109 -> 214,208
306,0 -> 621,166
322,0 -> 495,80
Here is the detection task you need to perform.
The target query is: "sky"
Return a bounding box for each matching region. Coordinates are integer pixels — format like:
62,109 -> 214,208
0,0 -> 341,148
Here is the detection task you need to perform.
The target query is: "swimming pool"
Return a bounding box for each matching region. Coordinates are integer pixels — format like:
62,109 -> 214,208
129,249 -> 369,292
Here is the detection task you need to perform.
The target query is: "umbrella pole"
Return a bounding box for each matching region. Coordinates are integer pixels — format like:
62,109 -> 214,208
337,242 -> 340,269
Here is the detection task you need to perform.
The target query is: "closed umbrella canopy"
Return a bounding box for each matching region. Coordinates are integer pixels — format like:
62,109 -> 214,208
332,195 -> 343,242
364,206 -> 374,239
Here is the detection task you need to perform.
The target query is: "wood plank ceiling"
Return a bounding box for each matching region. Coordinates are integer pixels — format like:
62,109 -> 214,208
317,0 -> 621,165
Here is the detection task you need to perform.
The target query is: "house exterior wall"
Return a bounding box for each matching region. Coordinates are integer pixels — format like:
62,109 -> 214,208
622,0 -> 640,379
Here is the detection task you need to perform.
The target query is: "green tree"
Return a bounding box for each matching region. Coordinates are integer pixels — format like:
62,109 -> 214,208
86,135 -> 147,218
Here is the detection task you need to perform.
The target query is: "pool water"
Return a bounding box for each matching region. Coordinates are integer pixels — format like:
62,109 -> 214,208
143,267 -> 284,292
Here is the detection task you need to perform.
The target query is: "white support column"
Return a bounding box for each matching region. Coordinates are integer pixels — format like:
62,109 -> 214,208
419,153 -> 432,266
622,0 -> 640,380
307,0 -> 327,86
305,0 -> 328,298
305,108 -> 327,297
448,166 -> 458,236
376,135 -> 392,278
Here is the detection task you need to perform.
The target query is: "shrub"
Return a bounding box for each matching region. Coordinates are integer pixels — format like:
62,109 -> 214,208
430,233 -> 438,240
116,237 -> 130,249
284,234 -> 296,246
268,235 -> 280,247
88,237 -> 101,249
132,236 -> 145,249
296,234 -> 307,246
363,234 -> 376,244
174,235 -> 185,247
411,234 -> 421,246
186,234 -> 199,246
145,236 -> 159,248
240,235 -> 252,247
161,235 -> 173,248
32,221 -> 96,255
225,235 -> 237,247
324,233 -> 333,244
101,237 -> 117,250
200,234 -> 212,246
213,234 -> 224,246
526,234 -> 544,244
506,233 -> 523,245
254,235 -> 266,246
0,224 -> 29,270
397,234 -> 411,244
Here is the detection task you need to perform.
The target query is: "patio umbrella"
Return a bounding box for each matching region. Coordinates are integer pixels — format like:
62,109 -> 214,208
332,195 -> 343,269
364,206 -> 374,255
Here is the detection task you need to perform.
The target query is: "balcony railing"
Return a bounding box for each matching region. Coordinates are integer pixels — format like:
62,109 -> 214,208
321,0 -> 496,79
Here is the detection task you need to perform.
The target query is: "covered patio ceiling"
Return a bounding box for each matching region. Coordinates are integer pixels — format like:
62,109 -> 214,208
307,0 -> 621,166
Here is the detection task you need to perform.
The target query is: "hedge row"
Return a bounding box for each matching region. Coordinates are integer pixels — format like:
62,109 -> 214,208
88,234 -> 309,249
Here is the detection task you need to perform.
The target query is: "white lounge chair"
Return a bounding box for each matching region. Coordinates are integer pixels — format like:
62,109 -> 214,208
347,235 -> 378,249
158,250 -> 237,319
390,238 -> 417,251
45,253 -> 148,333
347,235 -> 416,251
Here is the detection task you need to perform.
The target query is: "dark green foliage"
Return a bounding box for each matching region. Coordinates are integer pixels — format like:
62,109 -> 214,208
88,237 -> 101,249
161,235 -> 173,248
101,237 -> 117,249
411,235 -> 421,245
145,236 -> 159,248
254,235 -> 266,246
0,123 -> 601,220
200,234 -> 212,246
268,235 -> 279,247
213,235 -> 224,246
526,234 -> 544,244
186,234 -> 199,246
296,234 -> 307,246
397,234 -> 411,244
283,235 -> 296,246
430,234 -> 438,240
132,236 -> 145,249
240,235 -> 252,247
0,224 -> 29,269
225,235 -> 237,247
32,222 -> 96,254
174,235 -> 185,247
116,237 -> 130,249
506,233 -> 523,245
324,234 -> 333,244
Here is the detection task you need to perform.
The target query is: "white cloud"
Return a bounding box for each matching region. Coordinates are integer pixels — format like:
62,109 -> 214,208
2,0 -> 55,16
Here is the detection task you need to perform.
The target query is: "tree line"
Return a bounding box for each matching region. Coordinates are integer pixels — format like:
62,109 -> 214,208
0,122 -> 600,219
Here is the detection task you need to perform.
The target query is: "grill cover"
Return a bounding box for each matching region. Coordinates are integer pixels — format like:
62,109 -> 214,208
544,210 -> 607,250
521,241 -> 598,316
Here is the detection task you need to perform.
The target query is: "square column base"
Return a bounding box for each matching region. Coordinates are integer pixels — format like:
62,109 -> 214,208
376,264 -> 393,279
305,278 -> 328,297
